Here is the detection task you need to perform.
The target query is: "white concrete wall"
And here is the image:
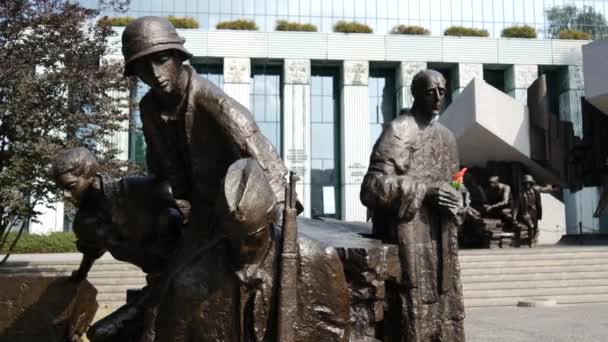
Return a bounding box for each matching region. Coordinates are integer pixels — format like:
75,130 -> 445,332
583,39 -> 608,114
537,193 -> 566,245
29,198 -> 64,235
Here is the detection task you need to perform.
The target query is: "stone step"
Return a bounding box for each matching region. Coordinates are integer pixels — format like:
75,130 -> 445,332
464,293 -> 608,307
461,263 -> 608,276
458,251 -> 608,262
463,277 -> 608,290
460,258 -> 608,269
88,277 -> 147,286
462,270 -> 608,283
463,285 -> 608,299
459,246 -> 608,256
0,270 -> 146,278
94,284 -> 145,294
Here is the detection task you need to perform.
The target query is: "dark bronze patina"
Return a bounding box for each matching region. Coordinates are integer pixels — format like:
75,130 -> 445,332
360,69 -> 466,342
484,176 -> 514,223
517,174 -> 555,248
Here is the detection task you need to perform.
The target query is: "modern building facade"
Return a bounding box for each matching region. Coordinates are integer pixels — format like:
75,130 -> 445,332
31,0 -> 607,240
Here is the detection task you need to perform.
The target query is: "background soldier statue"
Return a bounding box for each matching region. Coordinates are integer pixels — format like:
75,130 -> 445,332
517,174 -> 555,247
484,176 -> 514,223
360,70 -> 465,342
121,16 -> 289,241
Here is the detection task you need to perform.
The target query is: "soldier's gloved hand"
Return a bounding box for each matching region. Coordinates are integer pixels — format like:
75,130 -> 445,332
175,199 -> 191,223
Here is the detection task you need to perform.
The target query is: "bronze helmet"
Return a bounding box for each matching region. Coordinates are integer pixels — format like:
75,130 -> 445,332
121,16 -> 193,76
522,174 -> 536,184
216,158 -> 277,239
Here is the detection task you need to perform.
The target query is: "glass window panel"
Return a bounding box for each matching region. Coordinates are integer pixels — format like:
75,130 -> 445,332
311,17 -> 322,31
311,0 -> 322,16
173,0 -> 186,12
209,0 -> 220,12
356,0 -> 368,18
312,159 -> 323,170
387,0 -> 399,19
231,0 -> 243,14
370,124 -> 383,152
253,95 -> 266,121
278,0 -> 288,15
311,96 -> 323,122
344,0 -> 355,17
311,123 -> 334,159
369,98 -> 377,123
220,0 -> 231,13
311,76 -> 323,95
322,98 -> 334,123
376,18 -> 387,34
244,0 -> 254,14
258,122 -> 280,150
288,0 -> 299,15
330,0 -> 342,17
322,17 -> 334,32
460,0 -> 472,21
300,0 -> 311,16
255,0 -> 266,15
398,0 -> 409,19
267,15 -> 278,31
323,159 -> 334,170
322,77 -> 333,96
377,0 -> 387,18
410,0 -> 420,21
387,19 -> 398,32
266,96 -> 279,122
267,0 -> 277,15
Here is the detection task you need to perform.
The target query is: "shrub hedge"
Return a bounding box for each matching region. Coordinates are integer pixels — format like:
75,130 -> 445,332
97,16 -> 134,27
391,25 -> 430,35
216,19 -> 258,30
275,20 -> 317,32
333,20 -> 373,33
501,25 -> 537,38
558,29 -> 592,40
444,26 -> 490,37
0,232 -> 77,254
167,16 -> 199,29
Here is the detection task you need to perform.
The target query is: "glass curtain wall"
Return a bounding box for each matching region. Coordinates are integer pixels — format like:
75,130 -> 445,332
310,66 -> 340,219
83,0 -> 608,38
368,67 -> 396,153
250,64 -> 283,153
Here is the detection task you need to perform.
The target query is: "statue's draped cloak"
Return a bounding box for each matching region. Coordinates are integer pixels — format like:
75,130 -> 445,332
360,114 -> 465,342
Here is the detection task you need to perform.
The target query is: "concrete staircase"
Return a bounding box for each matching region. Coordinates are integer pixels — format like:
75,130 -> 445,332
460,246 -> 608,307
0,254 -> 146,310
2,246 -> 608,310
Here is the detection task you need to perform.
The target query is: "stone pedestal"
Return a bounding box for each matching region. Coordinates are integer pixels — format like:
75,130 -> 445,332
506,64 -> 538,104
283,59 -> 312,217
397,61 -> 427,111
223,57 -> 251,109
0,276 -> 98,342
341,61 -> 370,222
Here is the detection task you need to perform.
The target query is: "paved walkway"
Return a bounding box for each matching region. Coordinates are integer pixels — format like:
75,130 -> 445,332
466,303 -> 608,342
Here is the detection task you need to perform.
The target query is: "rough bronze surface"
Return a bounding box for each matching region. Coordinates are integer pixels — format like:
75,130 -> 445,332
360,70 -> 466,341
0,276 -> 97,342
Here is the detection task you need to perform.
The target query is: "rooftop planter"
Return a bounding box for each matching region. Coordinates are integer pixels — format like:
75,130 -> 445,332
334,20 -> 373,34
98,16 -> 199,29
444,26 -> 489,37
391,25 -> 430,35
275,20 -> 317,32
501,25 -> 537,38
558,29 -> 591,40
216,19 -> 258,31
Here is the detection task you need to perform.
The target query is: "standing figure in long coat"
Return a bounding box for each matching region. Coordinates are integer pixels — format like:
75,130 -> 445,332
360,70 -> 465,342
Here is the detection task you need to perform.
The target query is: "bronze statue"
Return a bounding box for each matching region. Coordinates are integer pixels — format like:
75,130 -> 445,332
52,147 -> 183,341
360,70 -> 465,341
517,174 -> 555,247
484,176 -> 514,223
121,16 -> 289,240
153,159 -> 351,341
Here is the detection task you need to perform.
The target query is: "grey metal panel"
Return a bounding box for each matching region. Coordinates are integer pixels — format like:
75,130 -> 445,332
268,32 -> 327,59
327,34 -> 386,61
498,39 -> 552,65
552,40 -> 586,65
207,31 -> 268,58
442,37 -> 498,63
179,29 -> 208,57
385,35 -> 443,62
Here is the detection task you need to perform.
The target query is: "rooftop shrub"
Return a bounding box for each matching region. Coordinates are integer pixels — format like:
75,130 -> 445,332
391,25 -> 430,35
216,19 -> 258,30
558,28 -> 592,40
444,26 -> 490,37
334,20 -> 373,33
501,25 -> 537,38
275,20 -> 318,32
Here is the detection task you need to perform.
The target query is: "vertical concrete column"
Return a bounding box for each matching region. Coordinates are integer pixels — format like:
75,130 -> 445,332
341,61 -> 369,222
108,88 -> 130,161
560,65 -> 601,233
397,61 -> 427,111
223,57 -> 251,109
283,59 -> 311,218
505,64 -> 538,104
454,63 -> 483,96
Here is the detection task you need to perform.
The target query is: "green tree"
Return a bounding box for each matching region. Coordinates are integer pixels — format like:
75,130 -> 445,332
545,5 -> 608,39
0,0 -> 139,261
